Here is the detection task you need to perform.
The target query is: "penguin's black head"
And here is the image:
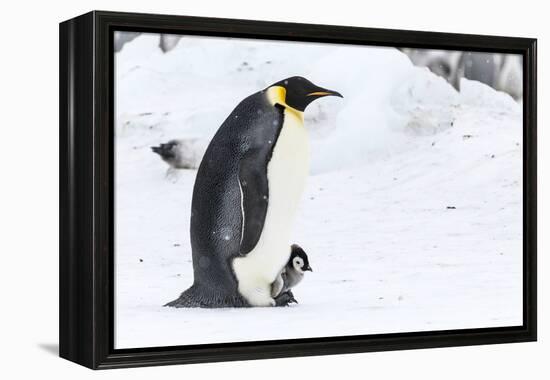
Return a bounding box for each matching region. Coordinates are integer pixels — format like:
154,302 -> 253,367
151,140 -> 178,162
269,76 -> 343,112
289,244 -> 313,272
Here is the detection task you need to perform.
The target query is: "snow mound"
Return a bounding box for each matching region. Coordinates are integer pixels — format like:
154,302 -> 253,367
117,35 -> 511,175
459,78 -> 521,112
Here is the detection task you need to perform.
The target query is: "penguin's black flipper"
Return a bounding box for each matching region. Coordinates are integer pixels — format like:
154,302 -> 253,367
238,152 -> 269,254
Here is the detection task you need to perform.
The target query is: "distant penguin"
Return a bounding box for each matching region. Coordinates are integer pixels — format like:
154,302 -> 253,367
271,244 -> 312,304
166,76 -> 342,308
151,138 -> 205,170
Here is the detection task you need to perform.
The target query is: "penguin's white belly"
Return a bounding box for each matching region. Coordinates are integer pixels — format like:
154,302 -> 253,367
233,110 -> 309,306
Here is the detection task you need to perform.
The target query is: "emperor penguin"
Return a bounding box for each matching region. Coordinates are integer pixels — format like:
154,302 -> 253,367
271,244 -> 313,304
166,76 -> 342,308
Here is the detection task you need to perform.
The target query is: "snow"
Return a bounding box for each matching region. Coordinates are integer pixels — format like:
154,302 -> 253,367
114,33 -> 523,349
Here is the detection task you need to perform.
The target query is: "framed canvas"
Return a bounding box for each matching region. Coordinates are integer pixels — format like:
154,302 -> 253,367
59,11 -> 537,369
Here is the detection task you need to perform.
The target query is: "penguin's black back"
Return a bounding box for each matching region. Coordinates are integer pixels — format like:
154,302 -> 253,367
170,90 -> 285,307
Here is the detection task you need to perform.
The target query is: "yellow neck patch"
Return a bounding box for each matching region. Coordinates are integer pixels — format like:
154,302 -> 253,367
266,86 -> 304,122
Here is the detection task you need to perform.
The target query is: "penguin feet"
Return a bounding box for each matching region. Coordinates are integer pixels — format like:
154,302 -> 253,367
274,290 -> 298,307
165,284 -> 249,308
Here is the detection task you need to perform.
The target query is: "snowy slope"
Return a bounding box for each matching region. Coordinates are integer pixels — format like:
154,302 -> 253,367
114,33 -> 522,348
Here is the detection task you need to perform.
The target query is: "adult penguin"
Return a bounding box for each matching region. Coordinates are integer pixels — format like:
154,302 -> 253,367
166,76 -> 342,308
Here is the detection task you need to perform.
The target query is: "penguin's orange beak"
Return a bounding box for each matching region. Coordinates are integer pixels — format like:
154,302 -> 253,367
306,90 -> 343,98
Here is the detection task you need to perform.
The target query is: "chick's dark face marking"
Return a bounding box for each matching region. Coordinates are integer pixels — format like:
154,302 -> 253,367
269,76 -> 343,112
290,244 -> 312,272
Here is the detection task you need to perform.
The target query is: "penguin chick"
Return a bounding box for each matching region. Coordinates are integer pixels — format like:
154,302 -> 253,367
151,138 -> 205,170
271,244 -> 312,303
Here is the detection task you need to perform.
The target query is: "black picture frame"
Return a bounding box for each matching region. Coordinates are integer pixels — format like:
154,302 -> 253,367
59,10 -> 537,369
